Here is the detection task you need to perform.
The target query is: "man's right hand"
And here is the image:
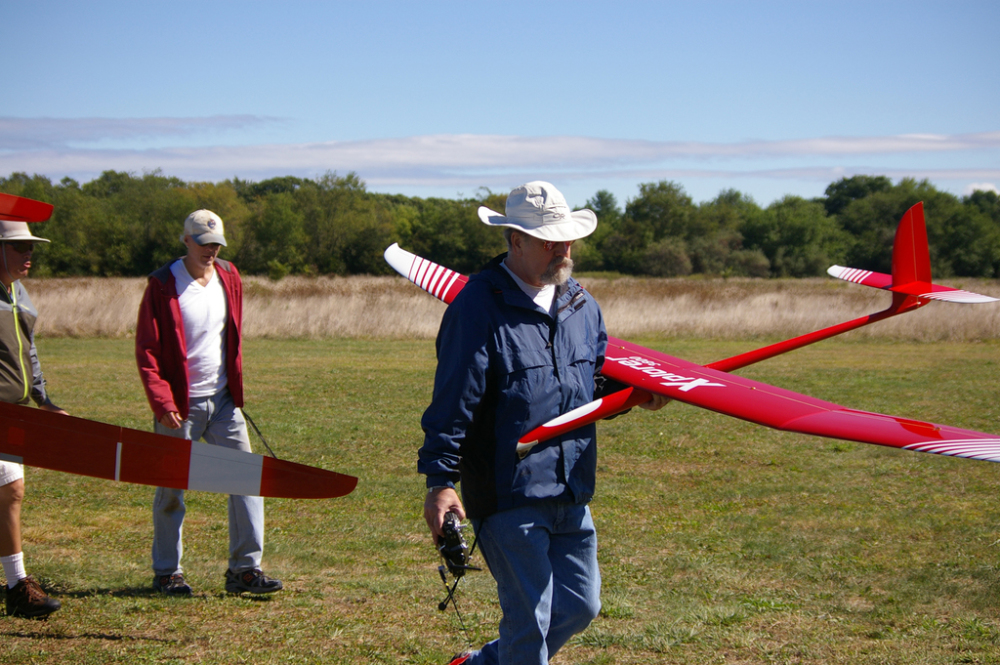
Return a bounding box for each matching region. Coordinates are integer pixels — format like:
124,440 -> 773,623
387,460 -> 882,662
424,487 -> 465,539
159,412 -> 183,429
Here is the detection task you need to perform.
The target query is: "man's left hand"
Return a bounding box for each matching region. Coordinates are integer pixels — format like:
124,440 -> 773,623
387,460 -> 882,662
638,394 -> 671,411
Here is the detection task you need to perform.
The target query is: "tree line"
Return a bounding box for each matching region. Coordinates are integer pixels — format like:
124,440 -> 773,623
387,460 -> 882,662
2,170 -> 999,280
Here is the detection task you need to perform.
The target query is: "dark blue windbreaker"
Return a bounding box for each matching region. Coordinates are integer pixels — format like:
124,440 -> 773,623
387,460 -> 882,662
419,255 -> 608,519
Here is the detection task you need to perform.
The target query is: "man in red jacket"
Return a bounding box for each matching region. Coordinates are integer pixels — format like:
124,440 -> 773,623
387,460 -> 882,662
136,210 -> 281,597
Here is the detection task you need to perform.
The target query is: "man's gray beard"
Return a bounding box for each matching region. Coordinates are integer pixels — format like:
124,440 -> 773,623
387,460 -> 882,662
540,257 -> 574,286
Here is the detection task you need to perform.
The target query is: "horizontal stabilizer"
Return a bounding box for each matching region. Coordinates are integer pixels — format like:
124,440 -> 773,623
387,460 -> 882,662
826,265 -> 892,290
828,265 -> 998,303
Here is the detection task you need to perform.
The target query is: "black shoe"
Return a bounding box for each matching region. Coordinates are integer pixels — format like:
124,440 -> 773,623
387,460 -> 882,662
153,573 -> 192,596
6,576 -> 60,618
225,568 -> 283,594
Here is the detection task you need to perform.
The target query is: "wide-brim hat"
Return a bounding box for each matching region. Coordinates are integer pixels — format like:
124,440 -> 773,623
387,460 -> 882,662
0,221 -> 50,244
478,181 -> 597,242
181,209 -> 227,246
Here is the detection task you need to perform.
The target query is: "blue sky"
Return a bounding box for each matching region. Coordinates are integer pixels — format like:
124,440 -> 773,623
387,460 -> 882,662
2,0 -> 998,209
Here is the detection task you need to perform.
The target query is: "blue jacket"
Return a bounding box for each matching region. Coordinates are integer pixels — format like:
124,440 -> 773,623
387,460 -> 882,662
419,254 -> 608,519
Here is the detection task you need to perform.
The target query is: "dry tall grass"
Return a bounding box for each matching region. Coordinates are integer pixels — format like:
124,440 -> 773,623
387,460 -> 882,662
25,274 -> 1000,341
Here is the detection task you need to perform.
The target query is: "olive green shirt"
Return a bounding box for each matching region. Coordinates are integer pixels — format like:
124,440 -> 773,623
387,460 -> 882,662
0,280 -> 49,406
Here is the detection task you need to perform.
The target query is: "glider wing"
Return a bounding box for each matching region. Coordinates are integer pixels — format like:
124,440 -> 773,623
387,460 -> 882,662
518,335 -> 1000,462
384,243 -> 467,305
0,193 -> 54,223
0,401 -> 357,499
596,337 -> 1000,462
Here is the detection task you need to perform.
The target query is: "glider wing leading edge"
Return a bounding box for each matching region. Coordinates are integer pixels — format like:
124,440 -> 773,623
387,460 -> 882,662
384,201 -> 1000,464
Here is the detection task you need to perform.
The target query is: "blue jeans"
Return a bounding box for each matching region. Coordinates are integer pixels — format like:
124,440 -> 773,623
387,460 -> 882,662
151,389 -> 264,576
466,502 -> 601,665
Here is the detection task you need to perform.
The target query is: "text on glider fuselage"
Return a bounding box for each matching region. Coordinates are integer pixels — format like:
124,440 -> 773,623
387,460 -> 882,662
606,355 -> 725,392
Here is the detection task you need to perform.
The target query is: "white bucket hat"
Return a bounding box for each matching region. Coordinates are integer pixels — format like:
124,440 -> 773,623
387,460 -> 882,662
478,181 -> 597,242
0,221 -> 50,244
0,193 -> 53,243
181,209 -> 227,246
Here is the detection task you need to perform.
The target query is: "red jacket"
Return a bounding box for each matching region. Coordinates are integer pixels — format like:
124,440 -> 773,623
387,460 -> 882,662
135,258 -> 244,421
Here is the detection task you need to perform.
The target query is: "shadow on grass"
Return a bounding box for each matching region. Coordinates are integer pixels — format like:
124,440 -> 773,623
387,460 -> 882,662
53,587 -> 280,602
54,586 -> 161,599
0,628 -> 177,643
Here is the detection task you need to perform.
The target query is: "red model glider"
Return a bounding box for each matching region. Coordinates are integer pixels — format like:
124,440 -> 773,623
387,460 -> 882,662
0,194 -> 356,499
384,202 -> 1000,463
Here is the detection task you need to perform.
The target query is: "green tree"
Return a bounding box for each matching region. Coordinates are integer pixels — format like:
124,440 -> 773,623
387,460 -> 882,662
239,192 -> 307,275
304,173 -> 395,274
965,189 -> 1000,225
625,180 -> 695,241
575,190 -> 623,271
742,196 -> 846,277
823,175 -> 892,217
837,178 -> 962,275
689,190 -> 760,275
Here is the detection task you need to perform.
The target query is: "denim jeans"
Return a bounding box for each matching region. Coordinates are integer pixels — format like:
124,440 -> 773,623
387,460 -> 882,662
151,389 -> 264,575
466,502 -> 601,665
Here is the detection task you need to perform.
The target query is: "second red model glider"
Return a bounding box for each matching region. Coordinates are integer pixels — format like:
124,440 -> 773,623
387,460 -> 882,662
0,401 -> 357,499
384,202 -> 1000,463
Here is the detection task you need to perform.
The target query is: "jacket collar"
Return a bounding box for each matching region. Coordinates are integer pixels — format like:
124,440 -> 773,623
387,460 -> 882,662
480,253 -> 580,315
149,257 -> 234,297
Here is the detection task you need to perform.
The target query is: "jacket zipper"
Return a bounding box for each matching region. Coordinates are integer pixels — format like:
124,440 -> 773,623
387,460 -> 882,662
10,286 -> 28,401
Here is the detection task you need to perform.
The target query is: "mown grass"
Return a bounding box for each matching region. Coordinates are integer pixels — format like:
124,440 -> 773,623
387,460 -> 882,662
3,336 -> 1000,664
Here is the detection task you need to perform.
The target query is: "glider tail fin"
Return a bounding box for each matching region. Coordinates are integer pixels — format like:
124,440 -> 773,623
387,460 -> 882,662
891,201 -> 932,286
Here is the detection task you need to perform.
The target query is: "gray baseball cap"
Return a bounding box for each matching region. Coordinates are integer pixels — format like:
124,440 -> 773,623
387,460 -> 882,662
181,209 -> 227,246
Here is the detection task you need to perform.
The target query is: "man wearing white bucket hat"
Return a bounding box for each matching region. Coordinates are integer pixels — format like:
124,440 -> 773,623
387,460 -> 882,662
421,182 -> 665,664
0,217 -> 66,619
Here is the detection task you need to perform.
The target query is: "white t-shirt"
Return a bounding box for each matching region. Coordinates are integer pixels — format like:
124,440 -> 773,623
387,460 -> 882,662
171,260 -> 229,398
501,261 -> 556,312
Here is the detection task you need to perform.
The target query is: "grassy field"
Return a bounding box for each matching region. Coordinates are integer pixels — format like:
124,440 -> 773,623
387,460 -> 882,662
1,335 -> 999,664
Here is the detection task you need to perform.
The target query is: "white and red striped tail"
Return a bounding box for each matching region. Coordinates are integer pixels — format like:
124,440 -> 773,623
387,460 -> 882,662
384,243 -> 468,305
828,265 -> 998,303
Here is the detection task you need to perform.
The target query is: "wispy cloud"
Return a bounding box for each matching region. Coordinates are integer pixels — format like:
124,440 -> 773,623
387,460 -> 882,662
1,126 -> 998,193
0,116 -> 280,150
